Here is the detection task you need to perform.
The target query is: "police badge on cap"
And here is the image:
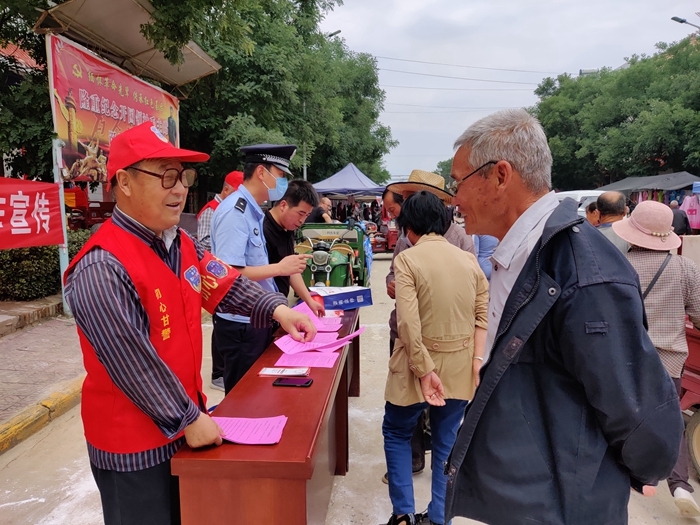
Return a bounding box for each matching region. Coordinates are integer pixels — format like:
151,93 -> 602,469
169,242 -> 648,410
240,144 -> 297,175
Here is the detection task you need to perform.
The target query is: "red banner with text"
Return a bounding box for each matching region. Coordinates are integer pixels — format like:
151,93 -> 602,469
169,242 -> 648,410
0,178 -> 65,249
47,34 -> 180,183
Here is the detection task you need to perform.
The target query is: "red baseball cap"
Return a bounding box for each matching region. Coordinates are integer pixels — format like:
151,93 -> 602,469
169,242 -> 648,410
106,122 -> 210,181
225,170 -> 244,190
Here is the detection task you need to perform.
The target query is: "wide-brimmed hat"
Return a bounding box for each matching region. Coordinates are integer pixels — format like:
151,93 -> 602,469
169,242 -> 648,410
386,169 -> 452,204
612,200 -> 681,251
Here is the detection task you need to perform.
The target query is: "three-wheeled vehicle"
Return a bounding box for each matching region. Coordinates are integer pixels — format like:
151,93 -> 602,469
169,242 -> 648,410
681,324 -> 700,476
295,220 -> 371,288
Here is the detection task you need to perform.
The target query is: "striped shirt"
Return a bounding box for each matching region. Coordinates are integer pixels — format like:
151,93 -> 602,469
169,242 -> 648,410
626,247 -> 700,378
197,194 -> 222,251
65,207 -> 286,471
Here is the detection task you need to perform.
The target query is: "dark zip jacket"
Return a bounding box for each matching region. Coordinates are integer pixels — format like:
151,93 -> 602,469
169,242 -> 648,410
445,198 -> 683,525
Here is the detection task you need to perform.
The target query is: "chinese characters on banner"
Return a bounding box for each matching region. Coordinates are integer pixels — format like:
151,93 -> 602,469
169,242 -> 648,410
0,178 -> 65,249
46,34 -> 180,183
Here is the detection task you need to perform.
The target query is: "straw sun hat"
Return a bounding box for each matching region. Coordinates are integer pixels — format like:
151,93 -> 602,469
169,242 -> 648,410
612,200 -> 681,251
386,169 -> 453,205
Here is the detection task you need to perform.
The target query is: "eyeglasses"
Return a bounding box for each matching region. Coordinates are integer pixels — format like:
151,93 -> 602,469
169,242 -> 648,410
448,161 -> 498,193
127,166 -> 198,189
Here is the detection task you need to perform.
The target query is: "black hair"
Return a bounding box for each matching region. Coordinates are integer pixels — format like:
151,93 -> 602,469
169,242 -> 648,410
596,192 -> 626,217
276,179 -> 319,208
586,201 -> 597,213
396,191 -> 449,236
382,188 -> 404,206
243,162 -> 273,181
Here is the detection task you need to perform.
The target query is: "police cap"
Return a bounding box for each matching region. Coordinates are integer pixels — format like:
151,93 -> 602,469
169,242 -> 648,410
240,144 -> 297,175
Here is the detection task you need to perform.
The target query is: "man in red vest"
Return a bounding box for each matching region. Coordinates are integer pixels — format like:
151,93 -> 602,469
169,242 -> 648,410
64,122 -> 315,525
197,170 -> 243,251
197,170 -> 244,391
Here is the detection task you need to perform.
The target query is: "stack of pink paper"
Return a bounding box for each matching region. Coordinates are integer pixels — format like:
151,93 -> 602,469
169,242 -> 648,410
275,327 -> 364,355
292,302 -> 343,332
273,326 -> 365,368
212,415 -> 288,445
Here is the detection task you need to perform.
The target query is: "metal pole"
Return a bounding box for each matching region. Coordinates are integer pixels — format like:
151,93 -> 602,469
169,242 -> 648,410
52,138 -> 71,316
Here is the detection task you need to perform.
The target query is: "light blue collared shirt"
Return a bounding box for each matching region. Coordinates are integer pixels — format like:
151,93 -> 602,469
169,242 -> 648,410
483,191 -> 560,360
211,184 -> 278,323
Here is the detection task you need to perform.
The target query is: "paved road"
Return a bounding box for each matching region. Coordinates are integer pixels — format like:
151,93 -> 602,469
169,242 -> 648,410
0,255 -> 695,524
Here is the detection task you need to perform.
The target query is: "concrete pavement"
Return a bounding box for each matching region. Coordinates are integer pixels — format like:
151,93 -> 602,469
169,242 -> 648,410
0,302 -> 84,454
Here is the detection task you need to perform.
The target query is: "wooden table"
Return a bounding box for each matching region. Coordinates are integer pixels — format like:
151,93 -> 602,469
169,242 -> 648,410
172,309 -> 361,525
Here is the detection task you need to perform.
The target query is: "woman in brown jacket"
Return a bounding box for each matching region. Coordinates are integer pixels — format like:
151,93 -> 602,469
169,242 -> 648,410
382,191 -> 489,525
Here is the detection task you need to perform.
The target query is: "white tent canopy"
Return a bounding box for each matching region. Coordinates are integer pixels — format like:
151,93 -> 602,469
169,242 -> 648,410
313,163 -> 384,198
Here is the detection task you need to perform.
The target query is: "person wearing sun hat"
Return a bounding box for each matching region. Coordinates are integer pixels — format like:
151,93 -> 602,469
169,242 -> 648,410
387,169 -> 454,205
63,123 -> 316,525
613,199 -> 700,518
381,169 -> 477,489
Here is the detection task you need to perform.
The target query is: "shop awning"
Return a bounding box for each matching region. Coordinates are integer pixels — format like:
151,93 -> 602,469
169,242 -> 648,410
597,171 -> 700,192
33,0 -> 220,95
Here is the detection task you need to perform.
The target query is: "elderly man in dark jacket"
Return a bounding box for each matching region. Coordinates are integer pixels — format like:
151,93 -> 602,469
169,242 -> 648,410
445,108 -> 683,525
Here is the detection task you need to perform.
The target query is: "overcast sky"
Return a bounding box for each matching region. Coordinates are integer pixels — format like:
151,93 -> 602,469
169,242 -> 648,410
320,0 -> 700,181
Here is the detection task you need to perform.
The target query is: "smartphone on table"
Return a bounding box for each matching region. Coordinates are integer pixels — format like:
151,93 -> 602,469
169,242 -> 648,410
272,377 -> 313,387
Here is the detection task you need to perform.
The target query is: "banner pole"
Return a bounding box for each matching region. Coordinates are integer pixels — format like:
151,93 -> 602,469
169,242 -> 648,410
52,138 -> 71,316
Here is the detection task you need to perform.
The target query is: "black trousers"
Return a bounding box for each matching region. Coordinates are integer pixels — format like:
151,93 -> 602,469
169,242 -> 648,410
209,325 -> 225,381
90,460 -> 180,525
213,315 -> 273,394
390,337 -> 427,470
668,376 -> 693,494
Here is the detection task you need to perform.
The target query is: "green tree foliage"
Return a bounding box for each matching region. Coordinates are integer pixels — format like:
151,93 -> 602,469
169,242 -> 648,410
434,158 -> 453,186
532,38 -> 700,190
0,0 -> 395,192
181,0 -> 395,200
0,1 -> 56,181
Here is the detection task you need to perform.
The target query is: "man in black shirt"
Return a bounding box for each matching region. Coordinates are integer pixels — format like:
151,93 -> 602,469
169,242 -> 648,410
265,180 -> 325,316
305,196 -> 333,223
670,200 -> 691,235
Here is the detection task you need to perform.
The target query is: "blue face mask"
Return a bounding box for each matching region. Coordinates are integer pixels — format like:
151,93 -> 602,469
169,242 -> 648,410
263,168 -> 288,202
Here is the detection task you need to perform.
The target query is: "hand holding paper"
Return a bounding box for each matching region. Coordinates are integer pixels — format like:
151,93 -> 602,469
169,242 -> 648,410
273,305 -> 317,342
293,301 -> 343,332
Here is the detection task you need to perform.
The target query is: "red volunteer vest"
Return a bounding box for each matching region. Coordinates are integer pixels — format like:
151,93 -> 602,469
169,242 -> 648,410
66,219 -> 238,454
196,198 -> 220,220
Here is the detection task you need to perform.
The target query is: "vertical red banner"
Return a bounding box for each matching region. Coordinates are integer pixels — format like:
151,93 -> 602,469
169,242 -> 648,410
0,178 -> 65,249
46,34 -> 180,183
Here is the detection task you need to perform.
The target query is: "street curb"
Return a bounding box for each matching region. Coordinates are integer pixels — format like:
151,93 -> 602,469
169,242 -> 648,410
0,374 -> 85,455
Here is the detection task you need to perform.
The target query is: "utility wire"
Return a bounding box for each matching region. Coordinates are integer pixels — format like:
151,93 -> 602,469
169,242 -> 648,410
378,68 -> 540,85
384,109 -> 514,114
386,103 -> 519,110
381,84 -> 533,91
375,55 -> 559,75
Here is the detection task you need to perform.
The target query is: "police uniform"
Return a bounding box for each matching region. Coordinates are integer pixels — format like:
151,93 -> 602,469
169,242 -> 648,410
210,144 -> 296,392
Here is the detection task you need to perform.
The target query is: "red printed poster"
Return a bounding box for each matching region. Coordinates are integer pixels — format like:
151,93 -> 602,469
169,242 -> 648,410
0,178 -> 65,249
46,34 -> 180,183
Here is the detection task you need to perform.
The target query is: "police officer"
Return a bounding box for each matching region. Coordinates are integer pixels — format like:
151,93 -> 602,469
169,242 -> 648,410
211,144 -> 311,393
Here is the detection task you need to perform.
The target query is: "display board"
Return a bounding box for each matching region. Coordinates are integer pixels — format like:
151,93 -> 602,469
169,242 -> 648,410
46,34 -> 180,183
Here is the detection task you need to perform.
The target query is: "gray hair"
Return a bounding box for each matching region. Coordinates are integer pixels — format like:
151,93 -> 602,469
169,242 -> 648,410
453,109 -> 552,194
